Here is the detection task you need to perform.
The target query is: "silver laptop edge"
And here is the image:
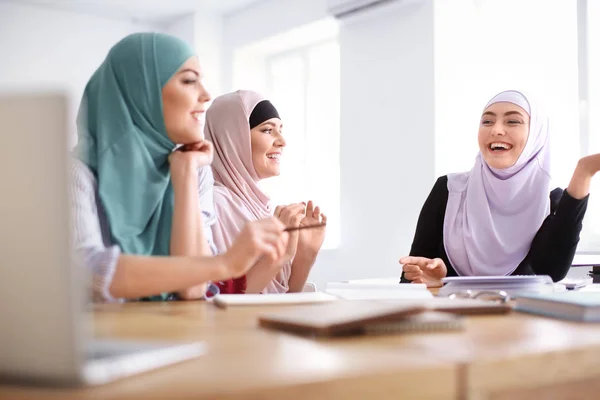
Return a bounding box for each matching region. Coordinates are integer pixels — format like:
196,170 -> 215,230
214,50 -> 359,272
0,92 -> 205,387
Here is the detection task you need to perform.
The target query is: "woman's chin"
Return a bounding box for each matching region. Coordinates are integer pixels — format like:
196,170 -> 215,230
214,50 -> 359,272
489,161 -> 517,170
483,152 -> 518,170
176,128 -> 204,145
266,168 -> 281,179
256,167 -> 281,180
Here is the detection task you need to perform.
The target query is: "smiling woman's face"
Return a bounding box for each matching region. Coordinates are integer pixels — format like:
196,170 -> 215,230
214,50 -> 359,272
478,101 -> 530,169
162,56 -> 211,144
250,117 -> 286,179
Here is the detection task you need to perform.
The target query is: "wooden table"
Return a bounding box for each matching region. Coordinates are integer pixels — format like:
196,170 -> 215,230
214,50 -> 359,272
1,301 -> 600,399
328,310 -> 600,399
0,302 -> 457,400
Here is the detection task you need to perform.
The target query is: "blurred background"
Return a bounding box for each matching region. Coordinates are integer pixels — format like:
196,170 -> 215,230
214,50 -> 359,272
1,0 -> 598,288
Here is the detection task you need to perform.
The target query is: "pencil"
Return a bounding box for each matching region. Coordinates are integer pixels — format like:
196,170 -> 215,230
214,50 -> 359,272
284,222 -> 327,232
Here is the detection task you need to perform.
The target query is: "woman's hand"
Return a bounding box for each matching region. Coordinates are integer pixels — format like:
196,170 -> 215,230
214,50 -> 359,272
222,217 -> 289,278
274,203 -> 306,263
286,201 -> 327,293
169,141 -> 214,185
297,200 -> 327,256
567,153 -> 600,199
399,256 -> 447,288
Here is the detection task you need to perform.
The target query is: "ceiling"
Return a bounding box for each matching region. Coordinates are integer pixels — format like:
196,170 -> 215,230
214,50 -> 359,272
10,0 -> 262,23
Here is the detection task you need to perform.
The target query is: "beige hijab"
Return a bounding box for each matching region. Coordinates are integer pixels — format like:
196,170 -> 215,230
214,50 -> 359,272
205,90 -> 290,293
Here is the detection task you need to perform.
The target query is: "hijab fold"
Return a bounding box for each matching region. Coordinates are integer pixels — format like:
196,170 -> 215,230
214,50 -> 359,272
443,90 -> 551,276
75,32 -> 195,257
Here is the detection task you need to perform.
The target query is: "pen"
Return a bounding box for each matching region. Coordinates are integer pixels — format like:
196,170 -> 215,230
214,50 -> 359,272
284,222 -> 326,232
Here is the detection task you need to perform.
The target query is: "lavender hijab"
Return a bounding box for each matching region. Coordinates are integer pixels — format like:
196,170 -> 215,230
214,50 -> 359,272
205,90 -> 291,293
443,90 -> 551,276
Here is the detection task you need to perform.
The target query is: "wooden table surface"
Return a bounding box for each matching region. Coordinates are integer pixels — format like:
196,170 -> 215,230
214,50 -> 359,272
1,300 -> 600,399
0,301 -> 457,400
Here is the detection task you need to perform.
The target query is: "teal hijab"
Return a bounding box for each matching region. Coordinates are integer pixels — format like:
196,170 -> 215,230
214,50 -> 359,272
75,32 -> 195,260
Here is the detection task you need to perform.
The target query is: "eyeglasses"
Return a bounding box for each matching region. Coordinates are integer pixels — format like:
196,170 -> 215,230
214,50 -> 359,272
445,290 -> 510,303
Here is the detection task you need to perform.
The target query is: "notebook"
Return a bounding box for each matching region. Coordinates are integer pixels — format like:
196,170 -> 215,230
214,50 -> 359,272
325,281 -> 433,300
438,275 -> 557,298
422,298 -> 511,315
258,301 -> 427,336
515,292 -> 600,322
212,292 -> 338,309
362,312 -> 464,335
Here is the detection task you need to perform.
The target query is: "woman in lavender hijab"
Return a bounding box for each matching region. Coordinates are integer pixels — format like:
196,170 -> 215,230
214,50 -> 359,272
400,90 -> 600,286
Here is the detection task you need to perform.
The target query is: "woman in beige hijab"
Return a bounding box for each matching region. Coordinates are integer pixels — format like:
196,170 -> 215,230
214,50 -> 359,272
205,90 -> 326,294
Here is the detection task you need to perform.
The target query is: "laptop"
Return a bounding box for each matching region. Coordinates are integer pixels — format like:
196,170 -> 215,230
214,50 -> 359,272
0,92 -> 205,386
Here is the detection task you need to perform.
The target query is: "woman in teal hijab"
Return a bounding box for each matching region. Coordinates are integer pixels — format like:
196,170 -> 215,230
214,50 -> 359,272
71,32 -> 289,302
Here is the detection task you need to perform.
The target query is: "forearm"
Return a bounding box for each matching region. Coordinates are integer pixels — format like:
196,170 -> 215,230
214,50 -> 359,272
567,160 -> 593,200
530,241 -> 578,282
288,249 -> 317,292
245,258 -> 282,294
171,173 -> 203,256
108,254 -> 229,299
175,210 -> 213,299
171,173 -> 215,299
529,191 -> 588,281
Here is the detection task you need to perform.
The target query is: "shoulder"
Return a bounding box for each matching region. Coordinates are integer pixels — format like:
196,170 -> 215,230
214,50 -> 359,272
417,175 -> 450,213
213,185 -> 253,225
434,175 -> 449,189
549,187 -> 563,213
212,185 -> 236,217
213,184 -> 233,202
429,175 -> 450,198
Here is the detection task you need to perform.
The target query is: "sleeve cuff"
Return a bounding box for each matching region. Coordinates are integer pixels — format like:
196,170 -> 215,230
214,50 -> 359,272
204,282 -> 221,300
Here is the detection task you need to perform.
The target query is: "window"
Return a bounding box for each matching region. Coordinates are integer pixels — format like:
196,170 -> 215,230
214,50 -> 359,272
584,0 -> 600,251
232,20 -> 341,248
435,0 -> 598,251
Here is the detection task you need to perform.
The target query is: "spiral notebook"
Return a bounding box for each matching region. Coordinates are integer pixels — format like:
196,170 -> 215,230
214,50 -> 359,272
258,301 -> 462,337
362,312 -> 464,335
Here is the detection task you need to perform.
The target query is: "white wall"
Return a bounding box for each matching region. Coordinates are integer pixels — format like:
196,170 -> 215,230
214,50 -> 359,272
0,2 -> 158,142
331,0 -> 436,285
163,13 -> 196,44
223,0 -> 437,288
164,12 -> 224,95
222,0 -> 330,92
